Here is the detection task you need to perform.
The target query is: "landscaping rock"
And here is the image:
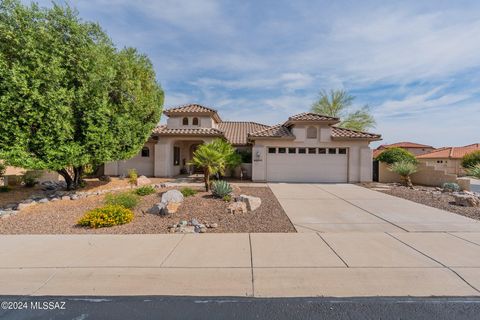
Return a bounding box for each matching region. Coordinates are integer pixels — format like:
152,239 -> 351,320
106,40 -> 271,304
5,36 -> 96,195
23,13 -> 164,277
453,193 -> 480,207
191,218 -> 200,226
61,196 -> 71,201
70,195 -> 79,200
161,190 -> 184,204
227,201 -> 247,214
148,203 -> 166,215
50,198 -> 60,202
166,202 -> 181,215
38,198 -> 49,204
239,194 -> 262,211
136,175 -> 152,186
17,201 -> 36,210
99,175 -> 111,182
210,223 -> 218,228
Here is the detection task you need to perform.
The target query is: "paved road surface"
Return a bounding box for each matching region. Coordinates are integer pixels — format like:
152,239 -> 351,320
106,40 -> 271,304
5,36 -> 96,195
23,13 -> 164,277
1,296 -> 480,320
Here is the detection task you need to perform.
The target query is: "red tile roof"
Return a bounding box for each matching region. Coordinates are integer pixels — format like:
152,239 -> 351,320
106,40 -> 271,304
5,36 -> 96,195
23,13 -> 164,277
286,112 -> 340,122
163,104 -> 222,122
153,126 -> 224,137
218,122 -> 270,145
417,143 -> 480,159
330,127 -> 382,140
378,142 -> 434,149
248,124 -> 295,138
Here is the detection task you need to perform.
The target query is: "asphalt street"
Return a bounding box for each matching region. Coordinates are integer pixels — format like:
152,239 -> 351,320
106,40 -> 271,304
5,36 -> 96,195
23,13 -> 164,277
1,296 -> 480,320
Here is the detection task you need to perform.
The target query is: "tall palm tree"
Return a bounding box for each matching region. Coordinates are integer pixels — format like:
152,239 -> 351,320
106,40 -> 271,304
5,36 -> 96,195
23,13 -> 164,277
311,89 -> 376,131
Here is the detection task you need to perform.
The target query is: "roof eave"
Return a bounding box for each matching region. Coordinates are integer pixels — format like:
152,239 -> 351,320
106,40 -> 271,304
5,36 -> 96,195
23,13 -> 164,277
331,136 -> 382,142
283,119 -> 340,126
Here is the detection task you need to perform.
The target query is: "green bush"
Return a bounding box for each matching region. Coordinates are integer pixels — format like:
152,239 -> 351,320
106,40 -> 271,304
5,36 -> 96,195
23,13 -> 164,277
128,169 -> 138,186
105,192 -> 139,209
211,180 -> 233,198
467,164 -> 480,179
442,182 -> 460,192
78,205 -> 134,228
180,187 -> 197,197
134,185 -> 155,196
222,194 -> 232,202
462,151 -> 480,169
376,147 -> 417,164
22,171 -> 41,187
389,161 -> 418,188
0,186 -> 10,193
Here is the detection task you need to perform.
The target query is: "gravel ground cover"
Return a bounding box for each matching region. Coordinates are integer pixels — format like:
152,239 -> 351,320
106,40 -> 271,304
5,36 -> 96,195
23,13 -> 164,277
0,186 -> 295,234
361,183 -> 480,221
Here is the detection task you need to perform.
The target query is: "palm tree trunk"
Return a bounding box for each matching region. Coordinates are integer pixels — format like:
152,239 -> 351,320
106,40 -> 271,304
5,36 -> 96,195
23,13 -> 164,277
204,167 -> 210,191
405,175 -> 414,189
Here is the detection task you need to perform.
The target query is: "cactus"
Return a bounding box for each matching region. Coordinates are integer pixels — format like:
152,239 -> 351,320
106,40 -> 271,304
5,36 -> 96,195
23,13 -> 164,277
211,180 -> 233,198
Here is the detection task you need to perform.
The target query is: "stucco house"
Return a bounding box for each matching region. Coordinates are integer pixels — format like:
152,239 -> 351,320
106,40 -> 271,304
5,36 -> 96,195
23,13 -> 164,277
416,143 -> 480,176
104,104 -> 381,183
373,142 -> 435,158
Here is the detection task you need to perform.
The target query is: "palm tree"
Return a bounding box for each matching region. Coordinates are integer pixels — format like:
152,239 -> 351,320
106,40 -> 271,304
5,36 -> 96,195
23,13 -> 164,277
189,139 -> 238,191
311,89 -> 376,131
389,161 -> 418,189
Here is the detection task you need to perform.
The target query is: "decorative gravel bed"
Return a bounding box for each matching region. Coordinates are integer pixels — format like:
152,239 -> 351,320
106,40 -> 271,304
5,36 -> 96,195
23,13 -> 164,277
0,186 -> 296,234
362,183 -> 480,221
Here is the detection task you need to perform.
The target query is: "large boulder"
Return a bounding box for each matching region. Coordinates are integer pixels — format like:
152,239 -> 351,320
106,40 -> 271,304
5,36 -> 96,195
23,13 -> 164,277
239,194 -> 261,211
136,175 -> 152,186
453,193 -> 480,207
148,203 -> 167,215
161,190 -> 184,204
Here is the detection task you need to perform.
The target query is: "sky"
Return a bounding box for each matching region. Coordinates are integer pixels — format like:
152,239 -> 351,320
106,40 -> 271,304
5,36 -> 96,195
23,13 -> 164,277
28,0 -> 480,147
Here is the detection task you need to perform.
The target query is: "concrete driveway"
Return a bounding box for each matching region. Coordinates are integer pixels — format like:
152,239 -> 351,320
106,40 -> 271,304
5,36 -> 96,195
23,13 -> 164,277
269,183 -> 480,233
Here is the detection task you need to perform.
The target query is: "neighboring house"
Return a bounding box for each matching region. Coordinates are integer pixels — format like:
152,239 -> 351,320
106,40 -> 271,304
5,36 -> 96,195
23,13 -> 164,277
416,143 -> 480,176
373,142 -> 435,158
104,104 -> 382,183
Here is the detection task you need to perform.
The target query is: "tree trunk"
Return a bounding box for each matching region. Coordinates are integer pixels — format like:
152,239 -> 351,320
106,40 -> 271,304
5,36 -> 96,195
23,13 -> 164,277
204,167 -> 210,191
404,175 -> 414,189
57,166 -> 84,190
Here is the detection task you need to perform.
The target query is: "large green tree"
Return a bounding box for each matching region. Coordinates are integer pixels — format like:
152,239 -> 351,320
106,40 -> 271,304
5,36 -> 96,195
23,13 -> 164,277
0,1 -> 164,189
311,89 -> 376,131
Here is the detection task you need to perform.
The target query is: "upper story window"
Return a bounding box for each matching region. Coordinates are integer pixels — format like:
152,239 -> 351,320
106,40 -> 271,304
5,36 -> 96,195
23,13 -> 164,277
192,117 -> 199,126
182,117 -> 189,125
306,126 -> 317,139
141,147 -> 150,157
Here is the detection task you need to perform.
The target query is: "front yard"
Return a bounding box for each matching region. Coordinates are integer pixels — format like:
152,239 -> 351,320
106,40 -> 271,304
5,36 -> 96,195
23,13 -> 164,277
0,183 -> 295,234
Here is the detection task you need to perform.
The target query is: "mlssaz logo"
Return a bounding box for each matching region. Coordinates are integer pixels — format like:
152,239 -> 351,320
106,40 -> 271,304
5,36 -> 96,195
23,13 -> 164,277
30,301 -> 66,310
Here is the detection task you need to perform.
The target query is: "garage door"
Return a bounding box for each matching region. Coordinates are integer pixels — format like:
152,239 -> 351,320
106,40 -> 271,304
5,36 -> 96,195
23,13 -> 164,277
266,147 -> 348,182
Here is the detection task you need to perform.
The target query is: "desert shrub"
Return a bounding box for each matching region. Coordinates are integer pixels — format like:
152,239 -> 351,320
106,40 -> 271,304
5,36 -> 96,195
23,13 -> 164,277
105,192 -> 139,209
78,205 -> 133,228
0,186 -> 10,192
376,147 -> 417,164
180,187 -> 197,197
442,182 -> 460,192
134,185 -> 155,196
462,151 -> 480,169
22,171 -> 41,187
128,169 -> 138,186
467,164 -> 480,179
211,180 -> 233,198
222,194 -> 232,202
389,161 -> 418,188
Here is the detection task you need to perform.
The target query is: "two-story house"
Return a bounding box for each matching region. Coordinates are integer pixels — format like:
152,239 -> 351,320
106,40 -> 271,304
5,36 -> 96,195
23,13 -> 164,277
104,104 -> 381,183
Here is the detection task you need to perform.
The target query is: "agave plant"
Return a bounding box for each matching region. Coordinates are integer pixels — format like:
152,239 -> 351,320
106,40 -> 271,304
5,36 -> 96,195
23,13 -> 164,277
467,164 -> 480,179
389,160 -> 418,189
211,180 -> 233,198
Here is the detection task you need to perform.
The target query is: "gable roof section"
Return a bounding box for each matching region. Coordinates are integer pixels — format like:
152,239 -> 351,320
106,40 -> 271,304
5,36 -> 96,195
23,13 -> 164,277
284,112 -> 340,126
417,143 -> 480,159
248,124 -> 295,139
153,125 -> 224,137
378,142 -> 434,149
218,121 -> 270,145
163,104 -> 222,123
330,127 -> 382,140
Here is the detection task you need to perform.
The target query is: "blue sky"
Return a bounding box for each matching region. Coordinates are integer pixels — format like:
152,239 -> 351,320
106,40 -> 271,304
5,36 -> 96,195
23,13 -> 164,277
30,0 -> 480,147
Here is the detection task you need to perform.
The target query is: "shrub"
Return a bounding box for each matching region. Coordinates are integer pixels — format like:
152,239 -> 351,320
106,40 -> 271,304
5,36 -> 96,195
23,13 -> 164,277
78,205 -> 133,228
467,164 -> 480,179
211,180 -> 233,198
128,169 -> 138,186
22,171 -> 41,187
462,151 -> 480,169
134,185 -> 155,196
376,147 -> 417,164
442,182 -> 460,192
105,192 -> 139,209
389,161 -> 418,188
0,186 -> 10,192
180,187 -> 197,197
222,194 -> 232,202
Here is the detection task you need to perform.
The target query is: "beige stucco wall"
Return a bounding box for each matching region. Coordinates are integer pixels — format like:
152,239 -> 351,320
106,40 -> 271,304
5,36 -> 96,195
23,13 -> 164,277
251,124 -> 373,183
419,159 -> 465,176
166,116 -> 216,129
104,142 -> 156,177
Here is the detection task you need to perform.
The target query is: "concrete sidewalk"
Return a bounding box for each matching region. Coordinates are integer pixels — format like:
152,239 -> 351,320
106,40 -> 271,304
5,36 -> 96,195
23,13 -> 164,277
1,233 -> 480,297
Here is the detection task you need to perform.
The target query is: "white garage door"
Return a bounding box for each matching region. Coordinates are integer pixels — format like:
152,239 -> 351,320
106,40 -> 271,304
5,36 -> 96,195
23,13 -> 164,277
266,147 -> 348,182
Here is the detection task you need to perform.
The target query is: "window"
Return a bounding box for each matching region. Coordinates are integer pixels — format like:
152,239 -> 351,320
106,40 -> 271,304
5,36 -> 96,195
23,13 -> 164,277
298,148 -> 306,154
278,147 -> 286,154
306,126 -> 317,139
192,117 -> 199,126
338,148 -> 347,154
288,148 -> 296,154
328,148 -> 337,154
141,147 -> 150,157
318,148 -> 326,154
173,146 -> 180,166
268,147 -> 276,154
308,148 -> 316,154
182,117 -> 189,125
